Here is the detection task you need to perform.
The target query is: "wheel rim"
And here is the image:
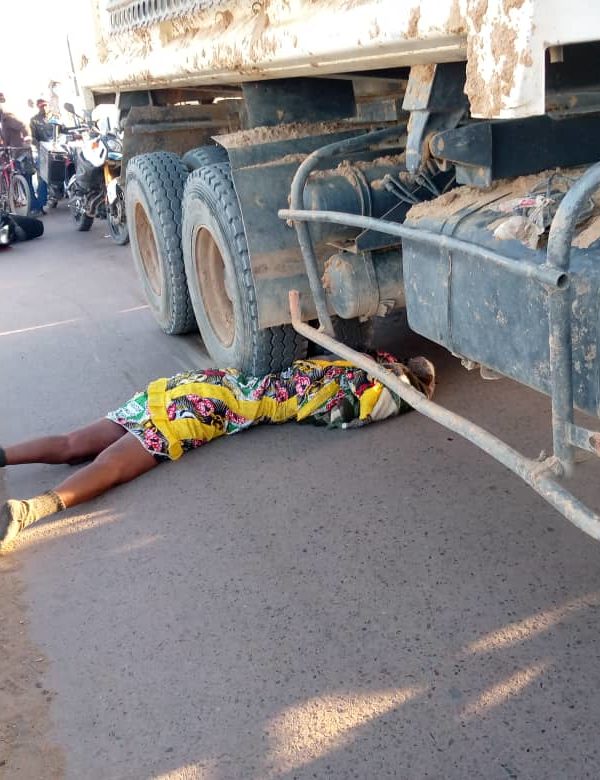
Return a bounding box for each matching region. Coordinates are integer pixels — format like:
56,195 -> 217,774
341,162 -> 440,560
195,226 -> 234,347
11,178 -> 29,213
109,196 -> 127,237
135,202 -> 161,295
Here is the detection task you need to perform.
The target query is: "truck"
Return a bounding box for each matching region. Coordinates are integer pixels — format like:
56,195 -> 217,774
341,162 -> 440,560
69,0 -> 600,537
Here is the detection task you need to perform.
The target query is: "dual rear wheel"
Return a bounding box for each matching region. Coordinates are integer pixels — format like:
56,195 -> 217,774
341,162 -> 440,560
126,147 -> 307,372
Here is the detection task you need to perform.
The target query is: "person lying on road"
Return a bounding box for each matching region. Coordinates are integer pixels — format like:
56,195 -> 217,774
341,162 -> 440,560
0,353 -> 435,549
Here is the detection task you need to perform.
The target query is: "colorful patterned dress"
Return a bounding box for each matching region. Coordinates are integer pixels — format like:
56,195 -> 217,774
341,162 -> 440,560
106,356 -> 433,461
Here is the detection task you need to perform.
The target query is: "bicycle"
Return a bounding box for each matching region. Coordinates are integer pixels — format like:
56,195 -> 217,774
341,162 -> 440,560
0,146 -> 33,216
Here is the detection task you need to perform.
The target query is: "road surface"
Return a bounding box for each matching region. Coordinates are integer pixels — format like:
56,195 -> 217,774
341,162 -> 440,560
1,210 -> 600,779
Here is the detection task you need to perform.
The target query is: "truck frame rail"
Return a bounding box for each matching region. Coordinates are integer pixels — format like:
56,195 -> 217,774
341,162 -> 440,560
280,129 -> 600,539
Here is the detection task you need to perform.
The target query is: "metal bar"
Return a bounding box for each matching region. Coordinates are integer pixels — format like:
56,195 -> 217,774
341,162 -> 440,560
546,162 -> 600,473
288,125 -> 406,336
129,121 -> 228,134
288,290 -> 600,540
280,208 -> 568,289
568,423 -> 600,455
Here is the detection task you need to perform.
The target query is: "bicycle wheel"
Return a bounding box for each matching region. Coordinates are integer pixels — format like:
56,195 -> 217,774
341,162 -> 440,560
9,174 -> 32,216
0,172 -> 9,212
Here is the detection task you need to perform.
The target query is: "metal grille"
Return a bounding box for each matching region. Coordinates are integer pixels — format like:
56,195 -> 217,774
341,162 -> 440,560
105,0 -> 220,32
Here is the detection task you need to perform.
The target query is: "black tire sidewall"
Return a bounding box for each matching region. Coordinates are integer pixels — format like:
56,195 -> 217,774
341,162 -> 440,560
127,175 -> 175,330
126,153 -> 194,335
73,211 -> 93,231
108,217 -> 129,244
182,145 -> 228,172
183,178 -> 253,367
107,196 -> 129,245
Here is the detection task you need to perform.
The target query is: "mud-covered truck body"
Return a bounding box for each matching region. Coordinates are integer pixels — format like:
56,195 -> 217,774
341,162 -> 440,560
71,0 -> 600,535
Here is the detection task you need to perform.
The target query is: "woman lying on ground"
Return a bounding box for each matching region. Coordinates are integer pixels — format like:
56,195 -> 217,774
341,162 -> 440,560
0,352 -> 435,550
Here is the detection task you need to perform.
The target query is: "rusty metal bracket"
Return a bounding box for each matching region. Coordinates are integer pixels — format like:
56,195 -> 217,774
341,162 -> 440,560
288,289 -> 600,539
282,141 -> 600,539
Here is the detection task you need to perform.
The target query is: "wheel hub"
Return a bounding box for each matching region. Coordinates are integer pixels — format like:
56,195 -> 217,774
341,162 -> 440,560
134,202 -> 161,295
194,227 -> 234,348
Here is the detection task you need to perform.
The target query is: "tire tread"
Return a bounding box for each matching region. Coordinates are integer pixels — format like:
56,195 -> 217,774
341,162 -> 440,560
183,163 -> 307,373
126,152 -> 196,334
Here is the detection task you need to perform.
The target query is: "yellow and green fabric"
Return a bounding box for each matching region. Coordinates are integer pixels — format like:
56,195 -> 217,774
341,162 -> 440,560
106,356 -> 418,460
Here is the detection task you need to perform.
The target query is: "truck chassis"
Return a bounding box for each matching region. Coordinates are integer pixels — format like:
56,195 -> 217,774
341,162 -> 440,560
72,0 -> 600,537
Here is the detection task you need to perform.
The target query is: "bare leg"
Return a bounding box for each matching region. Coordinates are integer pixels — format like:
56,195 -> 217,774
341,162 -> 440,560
3,419 -> 126,466
0,432 -> 159,549
54,432 -> 158,509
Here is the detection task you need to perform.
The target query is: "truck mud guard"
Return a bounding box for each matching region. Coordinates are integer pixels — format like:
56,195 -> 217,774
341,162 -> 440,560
280,127 -> 600,539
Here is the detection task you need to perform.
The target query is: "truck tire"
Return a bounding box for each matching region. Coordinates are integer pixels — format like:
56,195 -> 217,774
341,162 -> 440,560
182,162 -> 307,374
182,144 -> 228,172
306,317 -> 375,358
126,152 -> 196,335
332,316 -> 375,351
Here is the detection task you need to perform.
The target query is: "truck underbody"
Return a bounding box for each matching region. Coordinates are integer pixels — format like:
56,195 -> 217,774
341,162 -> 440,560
71,0 -> 600,536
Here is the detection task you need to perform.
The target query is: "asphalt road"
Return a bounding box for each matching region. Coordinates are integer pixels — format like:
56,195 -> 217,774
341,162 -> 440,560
1,210 -> 600,780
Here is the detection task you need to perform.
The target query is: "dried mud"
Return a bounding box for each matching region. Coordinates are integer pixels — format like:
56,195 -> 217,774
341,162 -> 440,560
406,170 -> 565,222
407,167 -> 600,249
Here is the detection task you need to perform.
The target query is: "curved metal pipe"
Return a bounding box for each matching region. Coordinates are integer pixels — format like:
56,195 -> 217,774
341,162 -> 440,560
546,162 -> 600,471
288,125 -> 406,335
280,208 -> 568,289
289,290 -> 600,540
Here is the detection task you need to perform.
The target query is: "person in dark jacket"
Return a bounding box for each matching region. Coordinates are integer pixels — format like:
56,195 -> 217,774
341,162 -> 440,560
29,99 -> 52,211
0,106 -> 29,147
30,99 -> 53,147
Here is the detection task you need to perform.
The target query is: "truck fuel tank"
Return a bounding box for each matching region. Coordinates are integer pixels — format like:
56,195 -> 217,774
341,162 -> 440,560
402,170 -> 600,417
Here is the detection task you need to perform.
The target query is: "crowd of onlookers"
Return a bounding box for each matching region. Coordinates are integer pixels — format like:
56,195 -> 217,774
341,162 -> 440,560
0,90 -> 59,215
0,91 -> 54,244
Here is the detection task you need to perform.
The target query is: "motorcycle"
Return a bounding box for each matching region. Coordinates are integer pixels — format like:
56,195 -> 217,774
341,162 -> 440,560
64,103 -> 129,245
38,120 -> 83,208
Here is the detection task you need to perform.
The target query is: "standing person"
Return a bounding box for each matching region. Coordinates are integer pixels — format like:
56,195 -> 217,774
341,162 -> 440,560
0,99 -> 40,214
30,99 -> 53,147
29,99 -> 53,212
0,354 -> 435,549
0,103 -> 29,148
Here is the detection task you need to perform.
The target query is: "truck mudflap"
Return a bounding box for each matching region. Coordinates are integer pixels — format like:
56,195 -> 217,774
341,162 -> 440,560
279,125 -> 600,539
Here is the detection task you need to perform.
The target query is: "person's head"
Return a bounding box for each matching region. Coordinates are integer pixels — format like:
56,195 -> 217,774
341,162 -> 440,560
36,98 -> 47,117
374,350 -> 436,400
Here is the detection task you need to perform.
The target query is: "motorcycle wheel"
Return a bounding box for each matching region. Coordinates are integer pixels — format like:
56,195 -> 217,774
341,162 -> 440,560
107,193 -> 129,245
9,174 -> 32,216
47,184 -> 62,208
70,195 -> 94,231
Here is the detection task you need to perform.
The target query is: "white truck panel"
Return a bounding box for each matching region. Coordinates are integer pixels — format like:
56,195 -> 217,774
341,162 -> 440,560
465,0 -> 600,119
72,0 -> 600,118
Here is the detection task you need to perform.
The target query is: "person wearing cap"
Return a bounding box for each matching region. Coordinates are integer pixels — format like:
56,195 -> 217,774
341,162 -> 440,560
29,99 -> 53,213
30,99 -> 54,147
